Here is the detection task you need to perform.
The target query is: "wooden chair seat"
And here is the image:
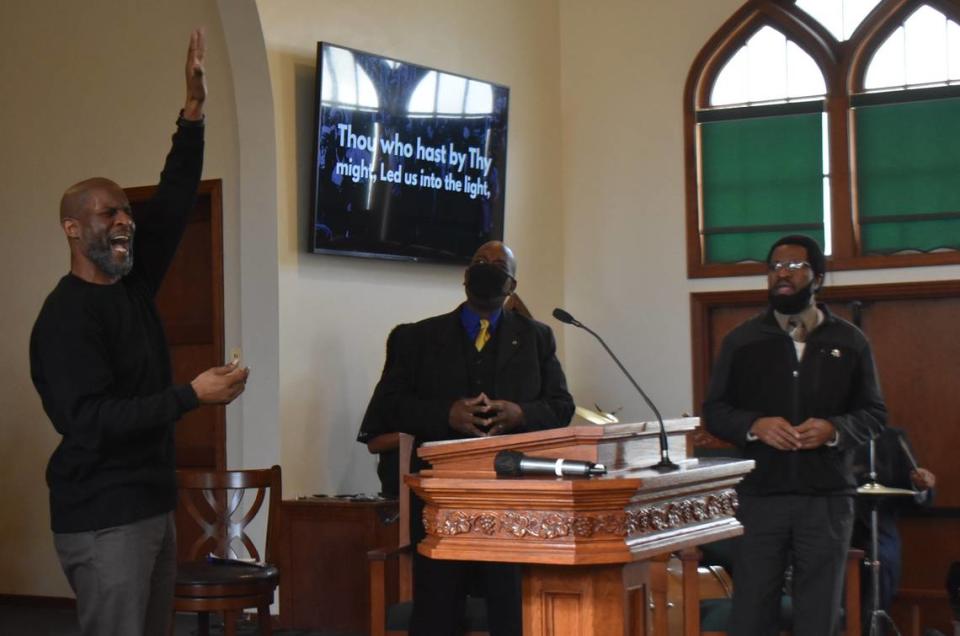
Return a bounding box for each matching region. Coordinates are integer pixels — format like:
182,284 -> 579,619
176,561 -> 280,589
174,465 -> 282,636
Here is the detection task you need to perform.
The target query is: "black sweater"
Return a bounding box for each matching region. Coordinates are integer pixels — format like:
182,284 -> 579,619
703,305 -> 887,496
30,120 -> 203,533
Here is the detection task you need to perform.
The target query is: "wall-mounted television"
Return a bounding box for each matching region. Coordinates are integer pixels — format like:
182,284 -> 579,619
310,42 -> 510,264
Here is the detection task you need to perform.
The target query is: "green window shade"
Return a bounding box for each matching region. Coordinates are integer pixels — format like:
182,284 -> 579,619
856,97 -> 960,254
700,112 -> 824,263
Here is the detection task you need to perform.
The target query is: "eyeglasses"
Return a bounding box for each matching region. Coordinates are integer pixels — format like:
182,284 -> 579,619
768,260 -> 811,273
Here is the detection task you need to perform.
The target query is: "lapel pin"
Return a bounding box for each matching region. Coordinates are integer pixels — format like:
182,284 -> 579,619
831,348 -> 841,358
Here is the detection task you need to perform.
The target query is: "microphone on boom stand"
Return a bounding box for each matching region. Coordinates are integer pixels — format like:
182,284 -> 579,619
552,308 -> 679,472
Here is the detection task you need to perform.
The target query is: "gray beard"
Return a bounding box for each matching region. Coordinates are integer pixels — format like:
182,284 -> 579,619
83,234 -> 133,279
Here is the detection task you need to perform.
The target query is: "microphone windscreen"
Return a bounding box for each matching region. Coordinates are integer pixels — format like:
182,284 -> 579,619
494,450 -> 523,476
552,308 -> 575,324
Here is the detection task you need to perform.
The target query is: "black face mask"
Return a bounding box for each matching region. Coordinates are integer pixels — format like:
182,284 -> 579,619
465,263 -> 511,305
769,279 -> 816,315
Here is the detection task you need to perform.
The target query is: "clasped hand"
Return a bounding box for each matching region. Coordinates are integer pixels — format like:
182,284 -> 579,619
448,393 -> 524,437
750,416 -> 835,451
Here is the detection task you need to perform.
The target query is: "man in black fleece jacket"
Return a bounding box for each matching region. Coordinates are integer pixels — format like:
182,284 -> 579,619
704,235 -> 886,636
29,29 -> 248,636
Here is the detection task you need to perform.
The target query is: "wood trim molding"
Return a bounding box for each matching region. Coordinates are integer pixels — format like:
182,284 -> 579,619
424,490 -> 739,540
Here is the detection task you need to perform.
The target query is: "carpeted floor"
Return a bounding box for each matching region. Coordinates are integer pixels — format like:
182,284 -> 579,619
0,605 -> 363,636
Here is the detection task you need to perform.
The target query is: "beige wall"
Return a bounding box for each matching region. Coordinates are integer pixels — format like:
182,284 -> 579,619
0,1 -> 241,597
254,0 -> 565,498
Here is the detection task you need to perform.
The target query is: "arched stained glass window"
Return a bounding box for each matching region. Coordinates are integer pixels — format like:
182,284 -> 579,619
696,26 -> 828,264
855,4 -> 960,254
711,27 -> 826,106
796,0 -> 881,41
685,0 -> 960,277
865,4 -> 960,89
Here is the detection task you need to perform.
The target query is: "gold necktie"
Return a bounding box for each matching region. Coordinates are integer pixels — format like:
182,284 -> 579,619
475,319 -> 491,351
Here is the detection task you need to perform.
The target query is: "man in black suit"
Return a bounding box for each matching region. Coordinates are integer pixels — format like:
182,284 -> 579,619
365,240 -> 575,636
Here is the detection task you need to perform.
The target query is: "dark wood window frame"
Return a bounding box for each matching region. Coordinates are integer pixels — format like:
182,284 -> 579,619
684,0 -> 960,278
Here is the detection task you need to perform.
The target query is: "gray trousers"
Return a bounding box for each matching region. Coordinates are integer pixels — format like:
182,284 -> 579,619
54,512 -> 176,636
730,494 -> 854,636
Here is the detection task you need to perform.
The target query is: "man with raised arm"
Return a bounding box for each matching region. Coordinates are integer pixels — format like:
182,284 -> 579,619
364,240 -> 575,636
703,235 -> 886,636
30,29 -> 249,636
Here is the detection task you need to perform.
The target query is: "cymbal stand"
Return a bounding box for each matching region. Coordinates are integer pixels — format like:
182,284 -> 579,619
866,437 -> 901,636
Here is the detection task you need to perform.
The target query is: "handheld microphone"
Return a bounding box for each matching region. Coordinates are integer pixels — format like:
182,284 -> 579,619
494,450 -> 606,477
552,307 -> 679,472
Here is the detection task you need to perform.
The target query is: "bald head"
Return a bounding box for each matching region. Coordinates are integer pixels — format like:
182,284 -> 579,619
59,177 -> 135,284
60,178 -> 125,222
470,240 -> 517,278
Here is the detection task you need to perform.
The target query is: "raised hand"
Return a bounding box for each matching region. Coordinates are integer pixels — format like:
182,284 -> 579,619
191,359 -> 249,404
183,28 -> 207,120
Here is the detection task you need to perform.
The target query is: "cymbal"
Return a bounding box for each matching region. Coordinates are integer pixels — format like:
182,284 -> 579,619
856,482 -> 915,496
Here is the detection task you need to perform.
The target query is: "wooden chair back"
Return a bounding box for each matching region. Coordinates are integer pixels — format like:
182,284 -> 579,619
174,466 -> 282,636
177,466 -> 282,563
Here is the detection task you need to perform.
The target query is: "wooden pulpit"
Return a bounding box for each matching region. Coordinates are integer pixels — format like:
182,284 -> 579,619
407,418 -> 754,636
